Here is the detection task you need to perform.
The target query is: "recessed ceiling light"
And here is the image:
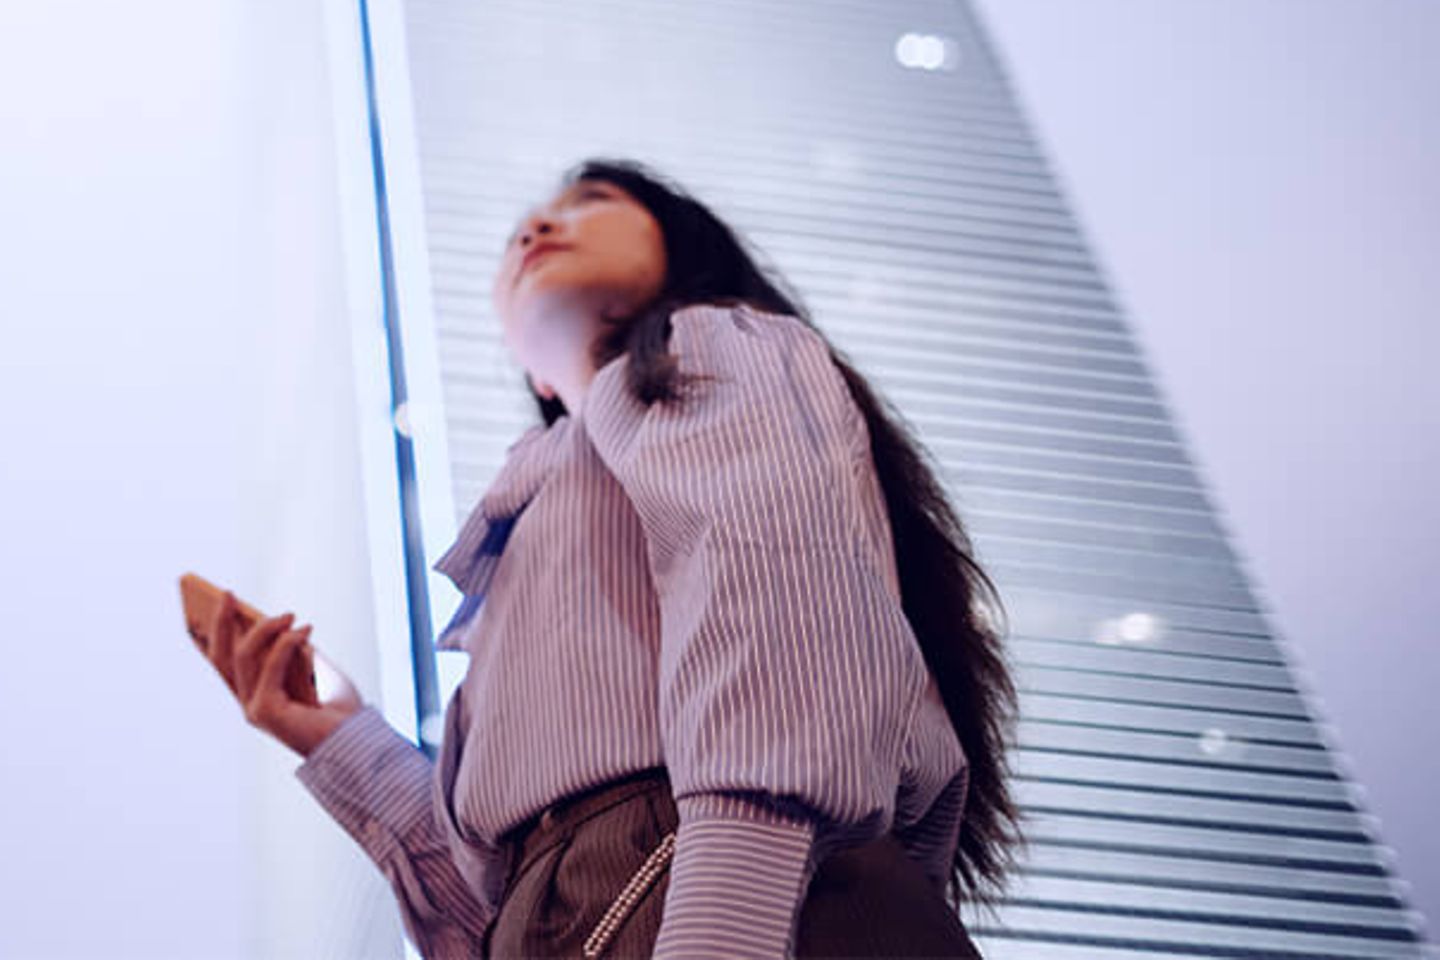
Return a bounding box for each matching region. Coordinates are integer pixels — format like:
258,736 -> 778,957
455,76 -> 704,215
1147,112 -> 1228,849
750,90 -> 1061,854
895,32 -> 957,71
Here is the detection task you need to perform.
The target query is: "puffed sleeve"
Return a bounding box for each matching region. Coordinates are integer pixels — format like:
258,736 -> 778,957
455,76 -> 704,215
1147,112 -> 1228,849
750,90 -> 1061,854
580,303 -> 931,959
296,706 -> 494,959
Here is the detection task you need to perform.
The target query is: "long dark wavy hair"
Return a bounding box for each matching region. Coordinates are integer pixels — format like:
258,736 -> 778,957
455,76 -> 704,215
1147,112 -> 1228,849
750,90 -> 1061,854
520,157 -> 1022,905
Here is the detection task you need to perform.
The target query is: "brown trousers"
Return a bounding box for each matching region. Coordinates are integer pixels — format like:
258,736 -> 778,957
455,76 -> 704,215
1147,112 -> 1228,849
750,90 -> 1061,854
482,767 -> 983,959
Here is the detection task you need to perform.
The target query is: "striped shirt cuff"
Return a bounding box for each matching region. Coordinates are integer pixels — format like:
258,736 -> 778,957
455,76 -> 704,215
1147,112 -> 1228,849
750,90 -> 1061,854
294,705 -> 432,866
652,793 -> 819,959
294,705 -> 495,957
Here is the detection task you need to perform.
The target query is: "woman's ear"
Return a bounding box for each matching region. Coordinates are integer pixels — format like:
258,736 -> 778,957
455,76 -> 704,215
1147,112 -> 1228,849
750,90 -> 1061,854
527,372 -> 558,400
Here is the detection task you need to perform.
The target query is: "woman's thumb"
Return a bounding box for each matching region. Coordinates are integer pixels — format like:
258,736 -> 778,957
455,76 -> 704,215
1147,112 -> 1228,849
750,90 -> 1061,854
255,626 -> 311,706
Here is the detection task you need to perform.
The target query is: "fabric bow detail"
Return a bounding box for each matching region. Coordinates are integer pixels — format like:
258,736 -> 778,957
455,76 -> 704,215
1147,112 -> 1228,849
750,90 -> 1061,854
430,417 -> 573,651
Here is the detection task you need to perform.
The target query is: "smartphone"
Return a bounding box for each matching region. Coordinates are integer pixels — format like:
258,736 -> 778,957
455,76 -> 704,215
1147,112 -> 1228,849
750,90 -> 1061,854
179,572 -> 318,704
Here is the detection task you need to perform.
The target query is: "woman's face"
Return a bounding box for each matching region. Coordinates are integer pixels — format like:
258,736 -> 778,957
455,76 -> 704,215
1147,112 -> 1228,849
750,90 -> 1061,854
491,178 -> 668,396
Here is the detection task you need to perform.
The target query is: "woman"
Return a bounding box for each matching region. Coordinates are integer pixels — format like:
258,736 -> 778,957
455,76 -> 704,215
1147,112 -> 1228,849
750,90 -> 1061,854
195,157 -> 1020,958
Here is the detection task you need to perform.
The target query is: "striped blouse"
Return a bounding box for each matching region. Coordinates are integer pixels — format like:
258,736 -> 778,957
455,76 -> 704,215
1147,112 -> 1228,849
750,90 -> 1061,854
295,302 -> 970,958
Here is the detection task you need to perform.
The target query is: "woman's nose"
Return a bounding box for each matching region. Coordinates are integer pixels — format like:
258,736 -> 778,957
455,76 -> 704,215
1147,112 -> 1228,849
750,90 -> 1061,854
516,218 -> 555,251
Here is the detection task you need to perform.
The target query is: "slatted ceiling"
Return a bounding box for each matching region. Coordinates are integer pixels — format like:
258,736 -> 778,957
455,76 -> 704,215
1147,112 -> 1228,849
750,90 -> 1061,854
1015,759 -> 1351,810
1018,695 -> 1330,746
1011,629 -> 1279,668
858,362 -> 1163,402
992,884 -> 1421,954
921,417 -> 1192,460
972,943 -> 1233,960
823,331 -> 1152,379
718,211 -> 1090,265
819,307 -> 1128,345
1021,848 -> 1402,904
927,408 -> 1189,449
856,340 -> 1159,383
973,907 -> 1423,960
395,0 -> 1429,953
849,367 -> 1165,412
989,552 -> 1249,600
880,324 -> 1141,361
974,516 -> 1231,560
898,425 -> 1191,466
1032,760 -> 1343,801
1015,782 -> 1369,838
1012,643 -> 1297,688
757,240 -> 1109,291
933,460 -> 1203,506
1018,547 -> 1249,593
1026,812 -> 1385,869
1018,668 -> 1302,714
1020,669 -> 1305,712
1016,736 -> 1338,784
921,402 -> 1180,443
839,284 -> 1127,331
916,429 -> 1192,473
1003,581 -> 1277,630
998,572 -> 1254,612
966,480 -> 1211,520
1016,693 -> 1311,736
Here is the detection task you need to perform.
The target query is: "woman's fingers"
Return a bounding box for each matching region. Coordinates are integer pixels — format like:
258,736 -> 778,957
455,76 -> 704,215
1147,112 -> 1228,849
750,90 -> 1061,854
234,611 -> 296,703
196,594 -> 361,758
282,639 -> 320,707
207,590 -> 240,695
245,625 -> 311,728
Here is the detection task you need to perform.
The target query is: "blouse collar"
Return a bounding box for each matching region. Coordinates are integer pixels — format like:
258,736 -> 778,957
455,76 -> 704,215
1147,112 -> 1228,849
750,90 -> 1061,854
430,413 -> 577,651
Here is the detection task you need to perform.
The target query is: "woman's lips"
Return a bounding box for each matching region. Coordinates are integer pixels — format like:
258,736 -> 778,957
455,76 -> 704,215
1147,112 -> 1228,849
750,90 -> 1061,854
520,244 -> 570,275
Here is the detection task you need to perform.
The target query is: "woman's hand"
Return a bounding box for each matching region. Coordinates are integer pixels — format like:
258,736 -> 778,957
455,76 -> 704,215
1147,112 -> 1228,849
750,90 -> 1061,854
195,589 -> 366,759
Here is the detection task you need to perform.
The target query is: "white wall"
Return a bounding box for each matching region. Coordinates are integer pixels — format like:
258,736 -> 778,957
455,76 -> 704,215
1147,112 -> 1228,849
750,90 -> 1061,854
0,1 -> 403,956
973,0 -> 1440,931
